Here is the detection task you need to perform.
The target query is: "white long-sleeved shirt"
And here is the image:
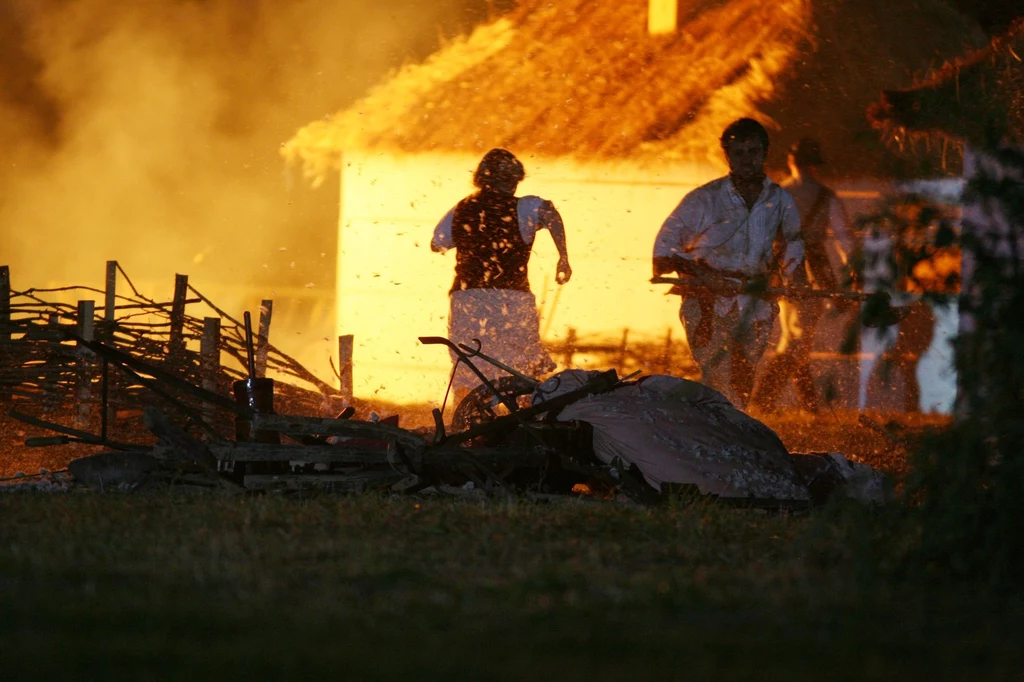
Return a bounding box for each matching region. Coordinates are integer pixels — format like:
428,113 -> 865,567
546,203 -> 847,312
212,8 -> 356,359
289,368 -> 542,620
431,195 -> 559,253
653,175 -> 804,318
653,176 -> 804,277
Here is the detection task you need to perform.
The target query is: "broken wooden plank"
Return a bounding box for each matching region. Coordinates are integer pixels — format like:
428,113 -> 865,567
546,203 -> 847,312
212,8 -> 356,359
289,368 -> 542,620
75,299 -> 95,428
168,274 -> 189,355
203,441 -> 401,465
200,316 -> 221,432
0,265 -> 10,344
76,336 -> 245,415
338,334 -> 353,401
104,261 -> 117,324
7,408 -> 142,451
142,405 -> 219,471
252,413 -> 426,452
255,300 -> 272,378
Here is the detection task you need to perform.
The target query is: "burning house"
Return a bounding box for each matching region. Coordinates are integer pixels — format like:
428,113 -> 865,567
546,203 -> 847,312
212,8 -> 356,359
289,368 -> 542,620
283,0 -> 983,405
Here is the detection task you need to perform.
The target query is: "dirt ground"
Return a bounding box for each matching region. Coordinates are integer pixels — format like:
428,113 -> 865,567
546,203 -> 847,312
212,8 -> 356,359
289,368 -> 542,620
0,392 -> 948,483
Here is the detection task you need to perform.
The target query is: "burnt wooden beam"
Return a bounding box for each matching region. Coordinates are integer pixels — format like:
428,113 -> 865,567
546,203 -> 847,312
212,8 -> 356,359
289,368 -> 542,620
0,265 -> 10,344
255,300 -> 272,378
143,405 -> 219,471
168,274 -> 189,355
74,335 -> 246,415
562,328 -> 577,367
0,265 -> 10,402
116,361 -> 225,442
200,317 -> 221,433
6,408 -> 142,451
202,441 -> 398,465
104,261 -> 117,324
75,300 -> 95,428
252,413 -> 426,452
338,334 -> 353,401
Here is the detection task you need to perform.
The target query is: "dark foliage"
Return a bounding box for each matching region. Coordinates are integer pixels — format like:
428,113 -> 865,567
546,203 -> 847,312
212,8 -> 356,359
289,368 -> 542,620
863,147 -> 1024,589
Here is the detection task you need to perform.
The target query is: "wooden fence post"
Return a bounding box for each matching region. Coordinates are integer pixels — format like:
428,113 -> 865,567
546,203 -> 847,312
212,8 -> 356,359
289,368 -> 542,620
338,334 -> 353,402
101,262 -> 123,430
101,259 -> 117,335
661,328 -> 673,374
200,316 -> 221,435
0,265 -> 10,343
169,273 -> 189,356
562,328 -> 577,368
255,299 -> 273,378
0,266 -> 10,403
42,313 -> 62,414
617,328 -> 630,374
75,300 -> 95,427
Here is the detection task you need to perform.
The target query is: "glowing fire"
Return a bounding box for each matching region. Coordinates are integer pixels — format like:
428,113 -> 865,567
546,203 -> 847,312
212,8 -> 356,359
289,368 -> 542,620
335,152 -> 717,404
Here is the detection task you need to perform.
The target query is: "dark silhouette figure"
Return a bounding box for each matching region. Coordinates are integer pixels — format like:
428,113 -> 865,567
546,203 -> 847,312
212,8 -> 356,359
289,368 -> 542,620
752,139 -> 855,413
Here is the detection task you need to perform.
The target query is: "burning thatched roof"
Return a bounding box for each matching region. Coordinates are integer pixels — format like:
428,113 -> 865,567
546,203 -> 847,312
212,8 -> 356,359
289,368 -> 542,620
284,0 -> 984,181
871,19 -> 1024,149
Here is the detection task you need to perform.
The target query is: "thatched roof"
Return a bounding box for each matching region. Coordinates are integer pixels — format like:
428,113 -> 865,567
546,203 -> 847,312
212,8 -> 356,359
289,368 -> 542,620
284,0 -> 985,181
871,19 -> 1024,149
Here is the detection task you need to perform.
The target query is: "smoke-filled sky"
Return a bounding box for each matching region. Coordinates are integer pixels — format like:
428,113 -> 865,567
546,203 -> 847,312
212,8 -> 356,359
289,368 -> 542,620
0,0 -> 508,294
0,0 -> 1014,296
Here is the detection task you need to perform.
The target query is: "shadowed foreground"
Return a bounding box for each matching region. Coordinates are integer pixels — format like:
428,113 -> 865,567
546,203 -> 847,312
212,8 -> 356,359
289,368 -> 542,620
1,493 -> 1020,680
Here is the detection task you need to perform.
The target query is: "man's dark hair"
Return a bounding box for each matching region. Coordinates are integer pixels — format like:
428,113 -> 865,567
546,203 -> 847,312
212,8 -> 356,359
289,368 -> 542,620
473,148 -> 525,190
720,118 -> 770,151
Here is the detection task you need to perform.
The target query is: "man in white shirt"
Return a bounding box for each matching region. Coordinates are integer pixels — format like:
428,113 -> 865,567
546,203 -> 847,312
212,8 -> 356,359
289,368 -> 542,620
432,148 -> 572,398
653,118 -> 804,407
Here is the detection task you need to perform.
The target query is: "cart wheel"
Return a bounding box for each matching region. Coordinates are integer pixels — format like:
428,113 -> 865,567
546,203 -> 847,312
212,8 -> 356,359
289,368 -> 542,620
451,376 -> 537,432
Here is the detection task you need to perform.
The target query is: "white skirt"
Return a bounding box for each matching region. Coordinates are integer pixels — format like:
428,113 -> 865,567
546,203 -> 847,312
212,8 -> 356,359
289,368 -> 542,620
448,288 -> 555,392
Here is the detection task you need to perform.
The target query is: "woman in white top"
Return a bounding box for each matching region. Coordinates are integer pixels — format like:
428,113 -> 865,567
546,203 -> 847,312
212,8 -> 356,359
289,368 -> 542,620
431,149 -> 572,398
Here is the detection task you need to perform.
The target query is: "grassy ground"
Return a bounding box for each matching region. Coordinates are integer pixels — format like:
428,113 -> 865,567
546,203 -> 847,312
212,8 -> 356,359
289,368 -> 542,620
1,492 -> 1021,681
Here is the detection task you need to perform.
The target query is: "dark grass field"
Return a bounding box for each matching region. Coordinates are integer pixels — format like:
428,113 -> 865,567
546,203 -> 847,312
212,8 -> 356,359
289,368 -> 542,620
1,492 -> 1022,681
4,407 -> 1019,680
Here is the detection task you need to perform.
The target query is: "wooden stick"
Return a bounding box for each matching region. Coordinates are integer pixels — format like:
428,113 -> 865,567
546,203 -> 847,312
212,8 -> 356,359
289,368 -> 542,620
563,327 -> 577,367
169,274 -> 189,355
338,334 -> 354,401
0,265 -> 10,343
74,334 -> 247,415
661,327 -> 673,374
76,300 -> 95,342
650,276 -> 873,301
75,300 -> 95,428
200,316 -> 221,434
243,311 -> 256,380
7,408 -> 142,451
0,265 -> 10,402
617,328 -> 629,374
255,299 -> 272,379
142,406 -> 219,471
205,441 -> 396,464
104,261 -> 117,323
252,413 -> 427,452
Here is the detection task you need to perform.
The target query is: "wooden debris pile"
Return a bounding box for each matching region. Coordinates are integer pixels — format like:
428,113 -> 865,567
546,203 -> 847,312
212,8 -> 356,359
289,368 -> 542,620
0,261 -> 346,450
64,366 -> 640,501
0,264 -> 646,500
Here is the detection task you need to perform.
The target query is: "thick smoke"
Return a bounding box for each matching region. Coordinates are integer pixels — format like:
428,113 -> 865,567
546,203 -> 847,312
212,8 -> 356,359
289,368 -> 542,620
0,0 -> 488,374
